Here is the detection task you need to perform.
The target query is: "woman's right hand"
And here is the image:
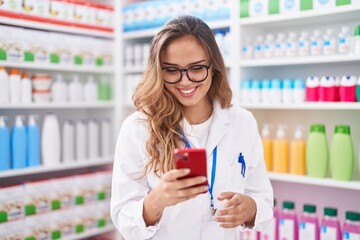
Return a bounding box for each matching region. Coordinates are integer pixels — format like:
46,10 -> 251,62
143,168 -> 208,226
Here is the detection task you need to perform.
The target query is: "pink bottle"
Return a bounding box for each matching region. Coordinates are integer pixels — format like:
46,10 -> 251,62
279,201 -> 298,240
299,204 -> 320,240
319,76 -> 337,102
306,76 -> 320,101
340,75 -> 357,102
259,199 -> 279,240
342,211 -> 360,240
320,207 -> 341,240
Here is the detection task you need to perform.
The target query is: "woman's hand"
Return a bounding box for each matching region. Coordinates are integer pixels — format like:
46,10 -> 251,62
215,192 -> 257,228
143,168 -> 208,226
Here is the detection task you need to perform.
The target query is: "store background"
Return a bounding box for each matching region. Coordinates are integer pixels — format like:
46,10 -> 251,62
0,0 -> 359,239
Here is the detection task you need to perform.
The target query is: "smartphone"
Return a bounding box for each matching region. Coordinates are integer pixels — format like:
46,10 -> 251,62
174,148 -> 208,187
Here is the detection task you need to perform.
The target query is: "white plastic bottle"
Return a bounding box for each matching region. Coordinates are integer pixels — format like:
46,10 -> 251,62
20,71 -> 32,103
133,44 -> 143,68
52,74 -> 68,102
214,29 -> 225,56
42,113 -> 61,166
101,118 -> 111,158
84,75 -> 97,102
338,26 -> 352,54
261,79 -> 272,103
282,78 -> 294,104
62,120 -> 75,163
69,75 -> 83,102
87,119 -> 99,159
298,31 -> 310,57
271,78 -> 283,103
286,32 -> 298,57
125,44 -> 134,68
223,29 -> 232,63
142,43 -> 150,67
310,30 -> 323,56
251,79 -> 262,103
275,33 -> 286,58
0,67 -> 10,104
323,28 -> 337,55
264,34 -> 276,58
9,68 -> 21,104
241,80 -> 252,103
242,37 -> 253,59
254,35 -> 264,59
76,120 -> 87,160
293,78 -> 306,103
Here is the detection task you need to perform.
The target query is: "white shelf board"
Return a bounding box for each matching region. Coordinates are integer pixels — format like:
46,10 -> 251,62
239,55 -> 360,67
70,225 -> 115,240
240,102 -> 360,110
269,173 -> 360,190
0,158 -> 113,179
0,102 -> 115,109
0,61 -> 114,74
239,5 -> 360,28
123,20 -> 231,40
0,16 -> 114,39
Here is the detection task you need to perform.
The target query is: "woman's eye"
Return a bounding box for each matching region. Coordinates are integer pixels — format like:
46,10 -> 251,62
165,68 -> 178,73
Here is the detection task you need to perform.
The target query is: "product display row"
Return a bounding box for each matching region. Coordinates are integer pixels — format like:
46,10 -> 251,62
261,123 -> 359,181
0,0 -> 114,29
241,75 -> 360,104
0,25 -> 114,66
242,26 -> 360,59
122,0 -> 230,32
0,113 -> 112,172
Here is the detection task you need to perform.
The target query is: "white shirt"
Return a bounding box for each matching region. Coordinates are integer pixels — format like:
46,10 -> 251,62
187,113 -> 213,148
111,101 -> 274,240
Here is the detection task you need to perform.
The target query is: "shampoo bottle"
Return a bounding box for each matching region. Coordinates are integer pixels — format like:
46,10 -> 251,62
299,204 -> 320,240
84,75 -> 97,102
87,119 -> 99,159
320,207 -> 341,240
330,125 -> 354,181
340,75 -> 357,102
42,113 -> 61,166
273,125 -> 289,173
62,120 -> 75,163
20,71 -> 32,104
280,201 -> 298,240
306,76 -> 320,102
76,120 -> 87,160
306,124 -> 328,178
27,115 -> 40,167
0,67 -> 9,103
289,126 -> 306,175
261,124 -> 273,172
342,211 -> 360,239
11,115 -> 27,169
9,68 -> 21,104
0,116 -> 10,171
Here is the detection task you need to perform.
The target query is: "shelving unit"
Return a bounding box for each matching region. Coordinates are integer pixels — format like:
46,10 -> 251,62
239,102 -> 360,110
70,225 -> 116,240
0,102 -> 115,109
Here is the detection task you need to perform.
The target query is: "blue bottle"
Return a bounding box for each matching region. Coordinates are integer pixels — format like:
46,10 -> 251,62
0,116 -> 10,171
27,115 -> 40,167
11,115 -> 27,169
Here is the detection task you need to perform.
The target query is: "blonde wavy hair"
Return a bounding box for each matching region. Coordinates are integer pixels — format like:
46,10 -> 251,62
133,15 -> 232,176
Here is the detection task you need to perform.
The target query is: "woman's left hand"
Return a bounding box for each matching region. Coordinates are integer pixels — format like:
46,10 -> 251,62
215,192 -> 257,228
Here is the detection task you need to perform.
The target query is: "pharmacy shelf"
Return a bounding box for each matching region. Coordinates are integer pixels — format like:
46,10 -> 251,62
123,19 -> 231,40
0,61 -> 114,74
239,55 -> 360,67
238,5 -> 360,28
240,102 -> 360,110
0,158 -> 113,179
70,225 -> 115,240
124,66 -> 146,74
0,16 -> 114,39
0,102 -> 115,109
268,173 -> 360,190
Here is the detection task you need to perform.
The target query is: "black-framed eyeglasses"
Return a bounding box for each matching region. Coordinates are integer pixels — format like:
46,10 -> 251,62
161,64 -> 211,84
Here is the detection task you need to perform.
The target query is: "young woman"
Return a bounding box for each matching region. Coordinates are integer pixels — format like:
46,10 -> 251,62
111,15 -> 273,240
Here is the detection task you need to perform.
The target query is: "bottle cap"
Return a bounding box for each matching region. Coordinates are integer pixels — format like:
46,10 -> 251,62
310,124 -> 325,133
14,115 -> 25,126
294,78 -> 305,89
303,204 -> 316,213
0,66 -> 5,70
21,71 -> 28,79
334,125 -> 350,135
294,126 -> 304,139
354,25 -> 360,36
283,201 -> 295,210
276,125 -> 287,139
0,116 -> 7,127
324,207 -> 337,217
262,79 -> 271,89
10,68 -> 20,75
261,124 -> 271,138
346,211 -> 360,221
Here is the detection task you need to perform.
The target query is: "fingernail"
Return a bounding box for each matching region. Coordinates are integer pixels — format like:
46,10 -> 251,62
184,169 -> 190,174
200,176 -> 207,182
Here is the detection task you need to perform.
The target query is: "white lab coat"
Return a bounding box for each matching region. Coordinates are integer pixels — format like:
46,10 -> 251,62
111,101 -> 274,240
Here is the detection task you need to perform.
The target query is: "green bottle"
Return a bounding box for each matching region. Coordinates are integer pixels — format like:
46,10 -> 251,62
306,124 -> 328,178
356,76 -> 360,102
330,125 -> 354,181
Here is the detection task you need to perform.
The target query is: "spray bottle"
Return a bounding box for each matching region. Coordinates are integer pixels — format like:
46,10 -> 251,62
11,115 -> 27,169
0,116 -> 10,171
273,125 -> 289,173
27,115 -> 40,167
290,126 -> 306,175
261,124 -> 273,172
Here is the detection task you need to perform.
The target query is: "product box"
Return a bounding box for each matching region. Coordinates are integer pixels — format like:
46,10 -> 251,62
51,176 -> 74,210
0,0 -> 22,13
24,180 -> 51,216
0,184 -> 24,223
24,214 -> 51,240
97,170 -> 112,201
51,209 -> 74,239
0,220 -> 24,239
74,173 -> 99,205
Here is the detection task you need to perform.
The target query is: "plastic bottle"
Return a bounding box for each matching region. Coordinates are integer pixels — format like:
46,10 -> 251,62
340,75 -> 357,102
273,125 -> 289,173
62,120 -> 75,163
11,115 -> 27,169
214,29 -> 225,56
323,29 -> 337,55
298,31 -> 310,57
69,75 -> 83,102
261,124 -> 273,171
42,113 -> 61,166
342,211 -> 360,240
87,119 -> 99,159
27,115 -> 40,168
357,76 -> 360,102
320,207 -> 342,240
241,80 -> 252,103
0,116 -> 10,171
299,204 -> 320,240
84,75 -> 98,102
251,79 -> 261,103
275,33 -> 286,57
306,124 -> 328,178
9,68 -> 21,104
52,74 -> 68,102
261,79 -> 272,103
20,71 -> 32,103
264,34 -> 275,58
310,30 -> 323,56
279,201 -> 298,240
293,78 -> 306,103
260,199 -> 279,240
354,25 -> 360,55
254,35 -> 264,59
338,26 -> 352,54
76,120 -> 87,160
271,78 -> 282,103
306,76 -> 320,102
101,118 -> 111,158
0,67 -> 9,103
98,77 -> 111,101
290,126 -> 306,175
330,125 -> 354,181
286,32 -> 298,57
319,76 -> 337,102
282,78 -> 294,104
242,37 -> 253,59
